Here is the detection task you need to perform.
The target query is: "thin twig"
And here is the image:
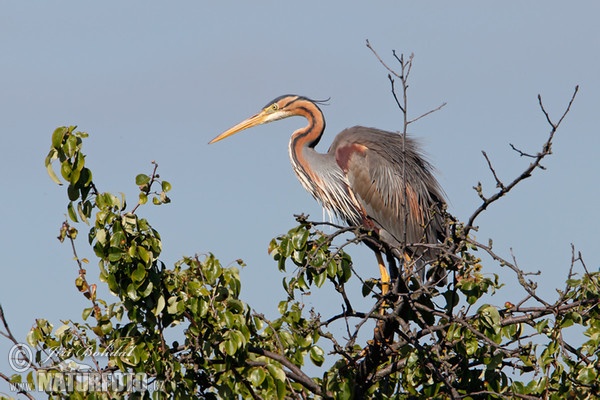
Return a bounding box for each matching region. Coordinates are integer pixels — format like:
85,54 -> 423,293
366,39 -> 401,79
367,40 -> 446,132
481,151 -> 506,190
408,102 -> 447,125
0,305 -> 18,345
465,86 -> 579,234
509,143 -> 537,159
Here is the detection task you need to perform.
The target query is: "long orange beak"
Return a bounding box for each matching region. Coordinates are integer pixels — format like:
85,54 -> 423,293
209,111 -> 270,144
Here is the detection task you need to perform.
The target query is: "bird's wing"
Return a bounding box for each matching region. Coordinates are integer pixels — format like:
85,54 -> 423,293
332,127 -> 444,253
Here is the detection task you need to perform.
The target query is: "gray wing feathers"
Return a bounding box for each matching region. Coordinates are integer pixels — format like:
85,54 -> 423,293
331,126 -> 445,260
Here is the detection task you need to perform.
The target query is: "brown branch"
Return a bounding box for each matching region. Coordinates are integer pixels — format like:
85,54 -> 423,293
388,74 -> 406,114
367,40 -> 445,133
471,238 -> 550,307
366,39 -> 402,79
509,143 -> 538,159
499,298 -> 600,327
394,50 -> 413,81
465,86 -> 579,235
248,347 -> 327,398
408,101 -> 447,125
481,151 -> 506,190
61,221 -> 107,342
0,305 -> 18,345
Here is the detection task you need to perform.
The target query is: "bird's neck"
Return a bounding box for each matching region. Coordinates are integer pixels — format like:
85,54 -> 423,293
287,100 -> 327,199
289,99 -> 325,149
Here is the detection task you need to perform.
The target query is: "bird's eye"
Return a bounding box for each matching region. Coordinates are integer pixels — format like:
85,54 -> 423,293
270,103 -> 279,112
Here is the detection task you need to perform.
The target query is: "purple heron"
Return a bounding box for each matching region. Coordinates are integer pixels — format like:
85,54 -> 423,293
209,95 -> 446,292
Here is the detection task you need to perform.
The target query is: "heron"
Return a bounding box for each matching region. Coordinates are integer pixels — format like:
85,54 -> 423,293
209,95 -> 446,293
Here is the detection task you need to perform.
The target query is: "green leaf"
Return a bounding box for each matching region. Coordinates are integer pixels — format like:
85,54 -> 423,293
82,307 -> 93,321
219,337 -> 238,356
313,270 -> 326,288
443,289 -> 460,311
77,201 -> 90,225
46,156 -> 63,185
51,127 -> 66,149
67,202 -> 78,223
167,296 -> 180,315
266,364 -> 286,384
75,130 -> 89,138
340,254 -> 352,283
154,295 -> 166,316
127,283 -> 140,301
131,263 -> 147,283
535,319 -> 549,334
512,381 -> 526,395
161,180 -> 172,192
138,192 -> 148,205
139,281 -> 154,297
95,228 -> 107,245
465,337 -> 478,355
362,280 -> 376,297
297,273 -> 308,291
64,134 -> 79,158
138,246 -> 151,264
249,367 -> 267,386
577,365 -> 597,385
108,248 -> 123,262
326,259 -> 336,277
135,174 -> 151,185
280,237 -> 293,258
291,228 -> 309,250
99,320 -> 113,335
60,161 -> 72,181
478,304 -> 500,326
309,346 -> 324,366
336,380 -> 352,400
55,324 -> 70,337
26,371 -> 35,390
81,167 -> 93,187
198,298 -> 209,317
277,301 -> 288,315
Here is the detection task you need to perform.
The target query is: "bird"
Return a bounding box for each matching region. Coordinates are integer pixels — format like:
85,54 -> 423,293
209,94 -> 447,293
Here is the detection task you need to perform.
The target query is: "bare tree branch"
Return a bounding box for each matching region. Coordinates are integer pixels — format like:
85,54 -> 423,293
366,40 -> 446,133
465,85 -> 579,235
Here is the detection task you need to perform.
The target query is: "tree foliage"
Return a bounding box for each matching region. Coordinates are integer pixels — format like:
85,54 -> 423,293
1,50 -> 599,400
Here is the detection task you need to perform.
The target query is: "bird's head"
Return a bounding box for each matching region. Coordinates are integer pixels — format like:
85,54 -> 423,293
209,95 -> 303,144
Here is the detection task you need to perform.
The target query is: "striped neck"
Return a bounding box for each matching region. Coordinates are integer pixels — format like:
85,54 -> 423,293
286,98 -> 327,200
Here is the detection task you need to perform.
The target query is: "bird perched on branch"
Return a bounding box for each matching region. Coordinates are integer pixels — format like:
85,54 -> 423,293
209,95 -> 447,292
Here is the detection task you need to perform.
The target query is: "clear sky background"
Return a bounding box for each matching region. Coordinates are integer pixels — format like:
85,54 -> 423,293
1,2 -> 599,395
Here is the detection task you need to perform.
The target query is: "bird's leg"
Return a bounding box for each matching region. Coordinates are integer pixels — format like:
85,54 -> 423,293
375,251 -> 390,296
384,248 -> 399,280
370,252 -> 397,349
402,252 -> 412,273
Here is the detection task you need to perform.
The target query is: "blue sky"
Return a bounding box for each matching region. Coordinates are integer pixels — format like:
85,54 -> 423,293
1,2 -> 599,395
